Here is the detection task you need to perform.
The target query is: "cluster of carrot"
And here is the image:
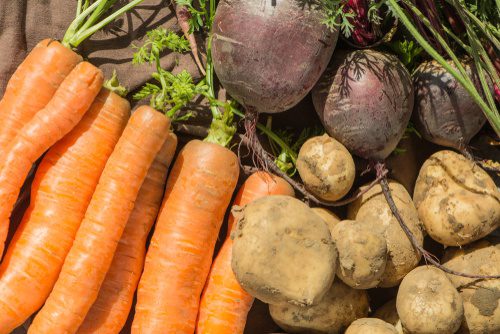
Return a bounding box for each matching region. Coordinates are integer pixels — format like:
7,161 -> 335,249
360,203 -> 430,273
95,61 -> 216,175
0,35 -> 294,334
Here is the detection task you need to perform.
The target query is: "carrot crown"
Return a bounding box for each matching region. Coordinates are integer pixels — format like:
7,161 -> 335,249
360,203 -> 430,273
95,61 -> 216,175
103,70 -> 128,97
62,0 -> 146,49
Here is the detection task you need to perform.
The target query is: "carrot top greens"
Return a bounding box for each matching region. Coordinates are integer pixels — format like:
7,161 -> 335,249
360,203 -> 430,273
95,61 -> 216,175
63,0 -> 146,48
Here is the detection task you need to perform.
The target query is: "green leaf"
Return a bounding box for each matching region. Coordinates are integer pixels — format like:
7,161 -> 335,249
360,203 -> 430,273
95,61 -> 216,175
133,27 -> 190,65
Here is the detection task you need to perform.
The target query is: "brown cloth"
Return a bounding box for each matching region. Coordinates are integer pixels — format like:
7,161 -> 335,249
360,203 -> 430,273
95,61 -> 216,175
0,0 -> 202,95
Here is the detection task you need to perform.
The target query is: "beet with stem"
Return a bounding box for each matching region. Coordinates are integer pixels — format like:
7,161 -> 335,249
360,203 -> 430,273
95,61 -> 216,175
211,0 -> 338,114
312,49 -> 414,161
412,59 -> 487,149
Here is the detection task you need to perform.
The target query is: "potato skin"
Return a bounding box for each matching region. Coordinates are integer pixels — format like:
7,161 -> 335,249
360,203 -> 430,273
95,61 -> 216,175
348,181 -> 423,287
413,60 -> 486,148
414,150 -> 500,246
212,0 -> 338,114
396,266 -> 464,334
312,50 -> 414,160
269,280 -> 369,334
331,220 -> 387,289
345,318 -> 399,334
297,135 -> 355,201
373,299 -> 405,334
311,208 -> 341,232
232,195 -> 337,306
442,238 -> 500,334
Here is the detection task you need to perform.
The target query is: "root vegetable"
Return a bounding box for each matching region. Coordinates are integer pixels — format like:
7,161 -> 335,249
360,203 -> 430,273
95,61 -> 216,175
348,180 -> 423,287
331,220 -> 387,289
442,238 -> 500,333
296,134 -> 355,201
396,266 -> 464,334
212,0 -> 338,114
231,195 -> 337,306
312,49 -> 413,161
414,150 -> 500,246
311,208 -> 341,231
413,60 -> 487,149
373,299 -> 404,334
345,318 -> 399,334
269,280 -> 369,334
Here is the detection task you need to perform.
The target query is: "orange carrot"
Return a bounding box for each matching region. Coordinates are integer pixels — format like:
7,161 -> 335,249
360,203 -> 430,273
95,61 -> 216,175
0,89 -> 130,334
196,172 -> 294,334
0,39 -> 82,159
132,140 -> 239,334
0,62 -> 103,258
77,131 -> 178,334
28,106 -> 170,334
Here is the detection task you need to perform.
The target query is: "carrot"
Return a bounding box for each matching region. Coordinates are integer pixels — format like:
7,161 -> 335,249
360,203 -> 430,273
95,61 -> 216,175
0,61 -> 103,258
28,106 -> 170,334
77,131 -> 178,334
196,172 -> 294,334
132,139 -> 239,334
0,39 -> 81,159
175,4 -> 206,76
0,89 -> 130,334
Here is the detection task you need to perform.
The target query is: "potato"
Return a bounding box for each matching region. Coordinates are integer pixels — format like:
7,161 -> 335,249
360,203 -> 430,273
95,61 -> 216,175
414,150 -> 500,246
345,318 -> 399,334
442,238 -> 500,333
373,299 -> 404,334
331,220 -> 387,289
396,266 -> 464,334
311,208 -> 341,232
296,135 -> 355,201
348,180 -> 424,287
232,195 -> 337,306
269,280 -> 369,334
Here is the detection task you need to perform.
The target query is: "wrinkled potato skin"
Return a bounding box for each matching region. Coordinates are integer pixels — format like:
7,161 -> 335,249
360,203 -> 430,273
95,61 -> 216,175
232,195 -> 337,306
414,150 -> 500,246
212,0 -> 338,114
348,181 -> 423,287
442,239 -> 500,334
312,50 -> 414,160
413,60 -> 486,148
311,208 -> 341,232
345,318 -> 399,334
269,280 -> 369,334
297,135 -> 355,201
373,299 -> 405,334
396,266 -> 464,334
331,220 -> 387,289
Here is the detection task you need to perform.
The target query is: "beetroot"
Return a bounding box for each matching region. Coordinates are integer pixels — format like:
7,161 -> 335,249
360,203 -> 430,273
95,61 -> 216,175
412,59 -> 487,149
211,0 -> 338,114
312,49 -> 414,161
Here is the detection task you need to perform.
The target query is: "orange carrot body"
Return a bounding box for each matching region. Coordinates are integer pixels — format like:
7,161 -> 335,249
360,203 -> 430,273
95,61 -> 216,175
0,89 -> 130,334
0,39 -> 82,158
28,106 -> 170,334
196,172 -> 294,334
77,132 -> 178,334
0,62 -> 103,257
132,140 -> 239,334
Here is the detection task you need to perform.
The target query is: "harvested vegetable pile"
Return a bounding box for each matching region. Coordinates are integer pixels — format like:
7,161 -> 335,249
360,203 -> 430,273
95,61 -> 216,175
0,1 -> 499,334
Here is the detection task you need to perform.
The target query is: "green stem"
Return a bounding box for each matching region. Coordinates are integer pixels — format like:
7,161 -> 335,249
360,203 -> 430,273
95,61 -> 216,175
387,0 -> 500,136
205,35 -> 220,119
62,0 -> 104,47
68,0 -> 145,48
448,0 -> 500,50
77,0 -> 83,17
401,0 -> 472,87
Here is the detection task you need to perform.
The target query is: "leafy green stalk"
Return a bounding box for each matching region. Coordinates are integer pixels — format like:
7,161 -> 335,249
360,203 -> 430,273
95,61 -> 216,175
386,0 -> 500,136
103,70 -> 128,97
63,0 -> 146,48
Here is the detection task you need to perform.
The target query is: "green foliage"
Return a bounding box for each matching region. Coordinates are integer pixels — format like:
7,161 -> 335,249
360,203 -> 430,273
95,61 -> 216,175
132,28 -> 190,65
389,39 -> 424,71
321,0 -> 355,37
174,0 -> 209,33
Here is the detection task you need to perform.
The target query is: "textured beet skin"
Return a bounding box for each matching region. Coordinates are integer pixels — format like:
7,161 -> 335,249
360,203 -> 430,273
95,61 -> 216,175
211,0 -> 339,114
312,50 -> 414,160
412,60 -> 487,149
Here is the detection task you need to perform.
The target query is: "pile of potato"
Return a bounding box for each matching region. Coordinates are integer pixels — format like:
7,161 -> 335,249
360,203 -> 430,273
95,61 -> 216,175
230,137 -> 500,334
